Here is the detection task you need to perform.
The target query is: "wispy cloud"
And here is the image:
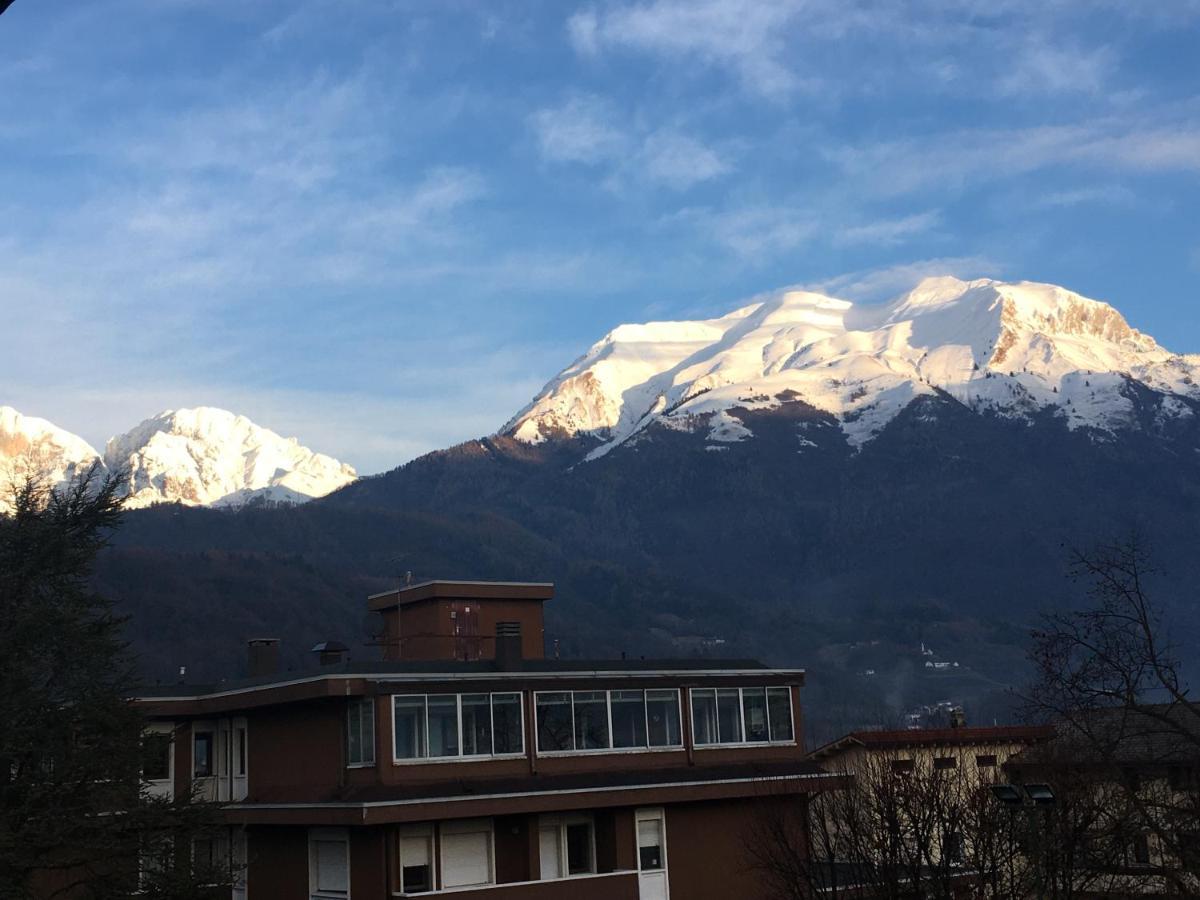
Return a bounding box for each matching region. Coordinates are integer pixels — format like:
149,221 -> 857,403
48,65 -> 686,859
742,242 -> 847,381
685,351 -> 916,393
529,94 -> 629,164
806,256 -> 1004,304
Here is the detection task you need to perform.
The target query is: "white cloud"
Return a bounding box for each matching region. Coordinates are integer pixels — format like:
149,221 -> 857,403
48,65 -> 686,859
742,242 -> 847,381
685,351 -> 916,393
568,0 -> 809,99
639,130 -> 731,189
529,95 -> 629,164
835,210 -> 942,247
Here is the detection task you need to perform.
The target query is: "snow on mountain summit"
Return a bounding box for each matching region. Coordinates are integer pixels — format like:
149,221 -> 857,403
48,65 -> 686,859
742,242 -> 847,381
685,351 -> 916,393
0,406 -> 101,512
506,276 -> 1200,456
104,407 -> 357,508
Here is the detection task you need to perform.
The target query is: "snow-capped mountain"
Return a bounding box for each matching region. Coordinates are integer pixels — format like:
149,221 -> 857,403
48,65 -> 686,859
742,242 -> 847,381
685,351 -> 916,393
0,406 -> 102,512
0,405 -> 356,511
506,276 -> 1200,458
104,407 -> 357,508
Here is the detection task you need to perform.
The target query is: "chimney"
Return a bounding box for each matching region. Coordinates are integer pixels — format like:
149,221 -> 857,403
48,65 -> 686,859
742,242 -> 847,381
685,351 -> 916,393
247,638 -> 280,678
950,708 -> 967,729
311,640 -> 349,667
495,622 -> 523,671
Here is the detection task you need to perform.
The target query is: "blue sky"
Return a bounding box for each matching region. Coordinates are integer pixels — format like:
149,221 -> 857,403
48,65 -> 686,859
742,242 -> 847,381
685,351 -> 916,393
2,0 -> 1199,474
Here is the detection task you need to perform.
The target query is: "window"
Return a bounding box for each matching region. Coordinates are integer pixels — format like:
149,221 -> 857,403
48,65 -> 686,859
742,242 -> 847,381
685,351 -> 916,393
976,754 -> 997,768
143,730 -> 172,782
767,687 -> 793,742
393,694 -> 524,761
539,815 -> 595,879
612,691 -> 648,748
394,696 -> 428,760
934,756 -> 957,770
491,694 -> 523,754
1131,834 -> 1151,867
193,731 -> 214,778
235,726 -> 247,776
398,826 -> 433,894
535,690 -> 684,753
309,829 -> 349,899
440,820 -> 493,888
638,816 -> 665,871
891,758 -> 914,773
742,688 -> 769,742
691,687 -> 795,747
647,690 -> 682,747
347,699 -> 375,767
572,692 -> 609,750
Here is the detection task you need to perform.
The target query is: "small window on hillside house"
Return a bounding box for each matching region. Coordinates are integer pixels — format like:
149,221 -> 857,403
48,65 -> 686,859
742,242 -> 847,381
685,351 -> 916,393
934,756 -> 957,770
193,731 -> 214,778
891,758 -> 914,773
1132,834 -> 1151,866
143,731 -> 172,781
976,754 -> 997,768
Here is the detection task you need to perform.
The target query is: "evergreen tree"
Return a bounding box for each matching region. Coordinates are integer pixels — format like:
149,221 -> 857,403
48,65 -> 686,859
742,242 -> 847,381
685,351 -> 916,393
0,467 -> 223,899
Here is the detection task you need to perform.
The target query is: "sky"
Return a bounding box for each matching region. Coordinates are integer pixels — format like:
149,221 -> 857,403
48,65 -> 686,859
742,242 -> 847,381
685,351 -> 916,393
2,0 -> 1199,475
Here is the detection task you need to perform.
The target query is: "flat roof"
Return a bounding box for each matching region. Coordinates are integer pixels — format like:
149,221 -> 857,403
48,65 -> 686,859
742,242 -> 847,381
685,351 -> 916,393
135,657 -> 805,702
367,580 -> 555,609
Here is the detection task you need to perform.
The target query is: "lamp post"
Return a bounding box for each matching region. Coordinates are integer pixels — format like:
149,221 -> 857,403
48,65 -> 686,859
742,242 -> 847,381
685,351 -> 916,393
990,783 -> 1057,899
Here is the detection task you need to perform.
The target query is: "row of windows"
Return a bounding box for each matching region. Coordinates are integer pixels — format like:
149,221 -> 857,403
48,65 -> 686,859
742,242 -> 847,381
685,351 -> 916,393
346,687 -> 798,764
312,811 -> 669,897
690,687 -> 794,746
393,693 -> 525,761
890,753 -> 1000,773
535,690 -> 683,753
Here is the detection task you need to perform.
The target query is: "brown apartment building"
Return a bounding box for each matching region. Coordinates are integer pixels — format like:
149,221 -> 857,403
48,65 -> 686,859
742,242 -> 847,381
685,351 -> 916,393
135,580 -> 836,899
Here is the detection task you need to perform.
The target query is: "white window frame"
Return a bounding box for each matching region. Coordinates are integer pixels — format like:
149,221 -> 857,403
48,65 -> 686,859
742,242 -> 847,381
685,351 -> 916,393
438,818 -> 495,889
538,813 -> 598,880
534,689 -> 684,756
391,693 -> 526,764
689,686 -> 796,748
347,698 -> 376,768
309,827 -> 350,900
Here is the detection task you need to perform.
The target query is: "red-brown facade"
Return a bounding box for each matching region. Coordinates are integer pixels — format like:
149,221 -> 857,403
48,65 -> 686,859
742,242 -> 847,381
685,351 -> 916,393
136,581 -> 834,899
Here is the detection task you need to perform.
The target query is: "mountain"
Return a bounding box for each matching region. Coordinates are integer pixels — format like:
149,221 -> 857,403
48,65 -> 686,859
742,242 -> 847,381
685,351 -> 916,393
0,405 -> 356,509
0,406 -> 101,512
508,276 -> 1200,459
88,276 -> 1200,738
105,407 -> 357,508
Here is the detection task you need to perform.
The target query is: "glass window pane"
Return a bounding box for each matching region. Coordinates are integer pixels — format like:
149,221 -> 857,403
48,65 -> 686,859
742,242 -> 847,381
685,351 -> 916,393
394,696 -> 428,759
143,732 -> 171,781
716,689 -> 743,744
400,836 -> 432,893
767,688 -> 793,742
611,690 -> 647,749
566,823 -> 594,874
193,732 -> 213,777
572,692 -> 610,750
347,704 -> 362,764
691,690 -> 718,745
461,694 -> 492,757
360,703 -> 374,763
537,693 -> 574,751
492,694 -> 523,755
742,688 -> 769,743
427,695 -> 460,757
647,690 -> 681,747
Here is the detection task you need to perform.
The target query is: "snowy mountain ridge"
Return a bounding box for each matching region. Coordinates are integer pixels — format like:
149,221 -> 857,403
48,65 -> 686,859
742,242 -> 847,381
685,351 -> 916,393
506,276 -> 1200,457
0,405 -> 356,512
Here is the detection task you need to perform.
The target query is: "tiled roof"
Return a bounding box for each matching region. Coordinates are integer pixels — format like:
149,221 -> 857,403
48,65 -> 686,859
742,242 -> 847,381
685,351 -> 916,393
810,725 -> 1053,759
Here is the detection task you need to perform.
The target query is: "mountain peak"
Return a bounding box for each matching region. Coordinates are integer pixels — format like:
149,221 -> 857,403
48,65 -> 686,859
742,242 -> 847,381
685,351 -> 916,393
506,276 -> 1196,456
105,407 -> 357,508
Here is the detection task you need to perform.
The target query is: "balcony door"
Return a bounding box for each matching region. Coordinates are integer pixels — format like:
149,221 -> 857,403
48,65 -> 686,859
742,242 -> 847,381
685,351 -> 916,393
636,809 -> 668,900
